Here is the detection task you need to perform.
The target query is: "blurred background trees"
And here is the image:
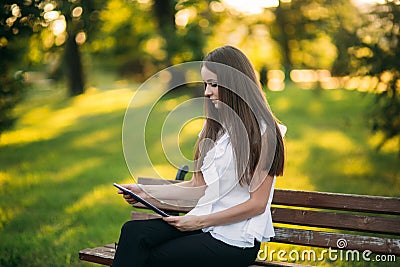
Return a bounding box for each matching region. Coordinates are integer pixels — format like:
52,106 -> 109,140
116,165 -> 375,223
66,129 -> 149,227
347,1 -> 400,153
1,0 -> 399,152
0,1 -> 41,135
54,0 -> 105,96
270,0 -> 348,79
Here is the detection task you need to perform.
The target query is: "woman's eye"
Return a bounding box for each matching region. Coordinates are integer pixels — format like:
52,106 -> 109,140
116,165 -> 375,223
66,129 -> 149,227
204,81 -> 218,89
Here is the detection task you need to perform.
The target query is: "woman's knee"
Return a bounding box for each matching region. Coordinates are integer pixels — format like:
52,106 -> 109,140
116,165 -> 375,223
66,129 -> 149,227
120,219 -> 163,236
120,220 -> 141,236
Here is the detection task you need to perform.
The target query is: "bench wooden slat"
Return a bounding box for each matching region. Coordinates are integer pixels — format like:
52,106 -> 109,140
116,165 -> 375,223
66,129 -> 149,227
137,177 -> 181,185
132,200 -> 194,213
272,227 -> 400,255
79,245 -> 114,266
131,211 -> 163,220
272,207 -> 400,235
273,190 -> 400,215
137,177 -> 400,215
133,193 -> 197,209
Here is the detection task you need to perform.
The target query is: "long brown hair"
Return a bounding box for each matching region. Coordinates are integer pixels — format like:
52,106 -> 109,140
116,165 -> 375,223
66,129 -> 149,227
194,46 -> 285,187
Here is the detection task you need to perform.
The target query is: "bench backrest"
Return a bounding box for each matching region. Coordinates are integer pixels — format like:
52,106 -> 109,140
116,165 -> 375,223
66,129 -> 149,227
133,177 -> 400,256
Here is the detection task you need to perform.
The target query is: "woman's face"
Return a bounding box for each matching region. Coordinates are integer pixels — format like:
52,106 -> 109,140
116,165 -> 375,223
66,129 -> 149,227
201,66 -> 219,109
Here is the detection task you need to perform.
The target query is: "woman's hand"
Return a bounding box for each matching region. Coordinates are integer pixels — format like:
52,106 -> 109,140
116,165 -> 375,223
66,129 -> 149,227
163,215 -> 207,231
116,184 -> 146,205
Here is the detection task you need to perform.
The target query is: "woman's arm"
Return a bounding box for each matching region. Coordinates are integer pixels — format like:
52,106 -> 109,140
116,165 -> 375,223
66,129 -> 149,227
119,172 -> 206,205
163,174 -> 274,231
140,172 -> 206,202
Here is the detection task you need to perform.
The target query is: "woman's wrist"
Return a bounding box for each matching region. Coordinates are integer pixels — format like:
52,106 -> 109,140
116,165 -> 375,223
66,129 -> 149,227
199,215 -> 210,228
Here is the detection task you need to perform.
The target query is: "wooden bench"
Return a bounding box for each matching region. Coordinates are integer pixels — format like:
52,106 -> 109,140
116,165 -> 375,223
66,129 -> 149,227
79,173 -> 400,266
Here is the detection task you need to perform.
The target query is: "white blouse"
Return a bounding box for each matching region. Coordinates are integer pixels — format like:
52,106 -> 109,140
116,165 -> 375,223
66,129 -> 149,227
187,124 -> 287,248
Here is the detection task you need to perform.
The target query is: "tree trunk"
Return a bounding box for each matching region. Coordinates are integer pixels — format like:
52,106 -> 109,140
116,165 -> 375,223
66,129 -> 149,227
275,4 -> 292,82
153,0 -> 177,65
153,0 -> 186,89
65,32 -> 85,96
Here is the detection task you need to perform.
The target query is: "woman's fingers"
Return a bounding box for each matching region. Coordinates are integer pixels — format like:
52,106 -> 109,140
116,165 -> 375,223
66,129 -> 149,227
115,185 -> 139,205
123,194 -> 137,204
163,216 -> 178,227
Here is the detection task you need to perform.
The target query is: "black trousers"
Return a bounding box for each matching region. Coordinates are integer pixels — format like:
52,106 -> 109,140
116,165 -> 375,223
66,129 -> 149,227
112,219 -> 260,267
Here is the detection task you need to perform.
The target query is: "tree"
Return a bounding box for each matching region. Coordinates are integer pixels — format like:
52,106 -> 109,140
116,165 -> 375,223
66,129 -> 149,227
153,0 -> 177,65
151,0 -> 216,88
348,1 -> 400,154
329,0 -> 363,76
46,0 -> 104,96
269,0 -> 356,79
2,1 -> 105,101
92,0 -> 219,82
0,1 -> 41,136
91,0 -> 159,81
152,0 -> 217,64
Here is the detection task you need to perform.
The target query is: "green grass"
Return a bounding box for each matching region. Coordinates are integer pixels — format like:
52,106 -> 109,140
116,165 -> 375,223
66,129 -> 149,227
0,83 -> 399,266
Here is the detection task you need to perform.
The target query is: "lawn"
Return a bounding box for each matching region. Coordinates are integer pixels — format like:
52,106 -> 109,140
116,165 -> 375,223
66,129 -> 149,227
0,81 -> 398,266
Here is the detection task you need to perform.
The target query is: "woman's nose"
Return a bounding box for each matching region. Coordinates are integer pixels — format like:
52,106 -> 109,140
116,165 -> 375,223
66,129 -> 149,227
204,85 -> 212,96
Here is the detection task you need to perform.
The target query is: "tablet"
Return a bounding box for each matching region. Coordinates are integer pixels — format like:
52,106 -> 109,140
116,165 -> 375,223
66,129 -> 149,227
113,183 -> 170,217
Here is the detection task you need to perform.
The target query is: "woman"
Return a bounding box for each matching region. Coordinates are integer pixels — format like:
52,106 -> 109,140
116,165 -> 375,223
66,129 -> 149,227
113,45 -> 286,267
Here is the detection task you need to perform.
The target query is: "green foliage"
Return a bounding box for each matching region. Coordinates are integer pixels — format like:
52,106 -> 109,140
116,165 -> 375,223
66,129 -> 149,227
0,1 -> 41,136
92,0 -> 219,81
268,0 -> 356,73
347,1 -> 400,154
0,72 -> 26,135
370,89 -> 400,153
329,1 -> 364,76
93,0 -> 159,81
